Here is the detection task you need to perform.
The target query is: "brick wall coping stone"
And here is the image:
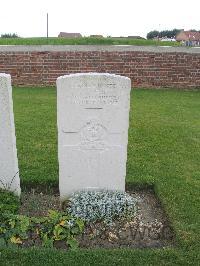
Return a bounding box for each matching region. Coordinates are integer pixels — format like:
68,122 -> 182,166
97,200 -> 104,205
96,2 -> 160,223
0,45 -> 200,54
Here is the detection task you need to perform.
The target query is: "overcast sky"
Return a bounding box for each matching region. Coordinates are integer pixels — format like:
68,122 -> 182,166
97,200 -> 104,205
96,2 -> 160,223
1,0 -> 199,38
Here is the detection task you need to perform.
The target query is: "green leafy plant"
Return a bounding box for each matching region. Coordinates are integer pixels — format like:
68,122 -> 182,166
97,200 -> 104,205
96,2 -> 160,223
0,189 -> 20,214
38,210 -> 84,249
0,210 -> 84,250
0,189 -> 84,250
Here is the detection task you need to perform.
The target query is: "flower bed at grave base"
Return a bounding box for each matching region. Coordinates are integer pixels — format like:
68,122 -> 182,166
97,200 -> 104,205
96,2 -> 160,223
0,189 -> 175,250
0,189 -> 84,250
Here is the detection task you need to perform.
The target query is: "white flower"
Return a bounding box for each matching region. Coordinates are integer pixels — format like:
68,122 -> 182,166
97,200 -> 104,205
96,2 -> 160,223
68,190 -> 137,224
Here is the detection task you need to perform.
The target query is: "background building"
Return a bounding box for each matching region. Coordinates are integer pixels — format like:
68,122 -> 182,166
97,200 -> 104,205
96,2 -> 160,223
176,31 -> 200,46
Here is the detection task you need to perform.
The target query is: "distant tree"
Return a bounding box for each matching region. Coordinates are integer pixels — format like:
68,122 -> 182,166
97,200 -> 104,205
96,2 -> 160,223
147,30 -> 159,39
159,30 -> 169,38
147,29 -> 182,39
159,29 -> 181,38
1,33 -> 19,38
171,29 -> 182,38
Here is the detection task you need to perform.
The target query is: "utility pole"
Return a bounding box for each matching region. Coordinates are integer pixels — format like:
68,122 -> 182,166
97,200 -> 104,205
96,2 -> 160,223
47,13 -> 49,39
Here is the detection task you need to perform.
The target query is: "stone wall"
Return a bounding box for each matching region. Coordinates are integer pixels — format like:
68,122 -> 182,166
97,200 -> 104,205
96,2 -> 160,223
0,45 -> 200,88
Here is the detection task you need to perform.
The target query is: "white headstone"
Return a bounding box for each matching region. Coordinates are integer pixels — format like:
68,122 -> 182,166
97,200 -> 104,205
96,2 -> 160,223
0,74 -> 21,196
57,73 -> 131,200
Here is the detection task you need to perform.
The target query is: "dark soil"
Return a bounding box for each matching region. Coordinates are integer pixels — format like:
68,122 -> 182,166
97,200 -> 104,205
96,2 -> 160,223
19,189 -> 175,249
20,191 -> 61,217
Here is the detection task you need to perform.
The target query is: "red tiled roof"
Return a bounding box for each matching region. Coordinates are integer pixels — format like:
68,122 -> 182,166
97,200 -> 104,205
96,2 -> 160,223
181,31 -> 200,41
185,31 -> 200,40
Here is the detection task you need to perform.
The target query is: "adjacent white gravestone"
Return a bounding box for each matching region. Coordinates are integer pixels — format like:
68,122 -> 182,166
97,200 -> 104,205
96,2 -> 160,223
57,73 -> 131,200
0,74 -> 21,196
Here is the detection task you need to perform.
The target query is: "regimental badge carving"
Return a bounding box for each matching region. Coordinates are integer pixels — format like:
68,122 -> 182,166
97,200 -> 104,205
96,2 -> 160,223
80,119 -> 107,150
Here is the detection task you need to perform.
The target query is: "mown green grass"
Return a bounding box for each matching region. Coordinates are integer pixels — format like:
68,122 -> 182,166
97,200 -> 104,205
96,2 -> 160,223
1,88 -> 199,265
13,87 -> 58,189
0,37 -> 180,46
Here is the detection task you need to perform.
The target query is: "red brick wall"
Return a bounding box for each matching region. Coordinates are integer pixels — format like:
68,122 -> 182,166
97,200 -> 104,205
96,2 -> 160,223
0,49 -> 200,88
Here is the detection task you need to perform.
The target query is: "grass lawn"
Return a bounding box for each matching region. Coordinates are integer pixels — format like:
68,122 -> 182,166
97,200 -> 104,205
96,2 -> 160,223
0,37 -> 180,46
1,88 -> 199,265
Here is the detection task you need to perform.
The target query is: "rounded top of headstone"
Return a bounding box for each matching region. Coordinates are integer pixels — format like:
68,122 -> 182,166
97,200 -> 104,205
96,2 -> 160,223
56,73 -> 130,82
0,73 -> 11,78
0,74 -> 11,87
